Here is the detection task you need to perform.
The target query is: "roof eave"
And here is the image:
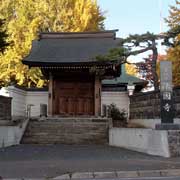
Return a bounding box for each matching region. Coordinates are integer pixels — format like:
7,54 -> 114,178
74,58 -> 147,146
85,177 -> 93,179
22,60 -> 116,67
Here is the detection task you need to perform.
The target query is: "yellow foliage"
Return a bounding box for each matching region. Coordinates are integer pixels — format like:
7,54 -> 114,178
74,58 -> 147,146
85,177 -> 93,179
125,63 -> 138,77
167,47 -> 180,86
0,0 -> 105,87
166,0 -> 180,86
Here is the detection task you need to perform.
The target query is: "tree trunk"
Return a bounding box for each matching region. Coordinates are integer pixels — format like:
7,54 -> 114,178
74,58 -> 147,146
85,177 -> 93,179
152,41 -> 159,90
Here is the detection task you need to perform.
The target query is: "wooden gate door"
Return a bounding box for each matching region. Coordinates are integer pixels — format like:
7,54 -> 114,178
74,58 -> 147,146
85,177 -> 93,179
54,81 -> 94,116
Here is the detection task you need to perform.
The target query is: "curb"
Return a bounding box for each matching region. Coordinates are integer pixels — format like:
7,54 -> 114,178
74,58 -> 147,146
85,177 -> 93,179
53,169 -> 180,179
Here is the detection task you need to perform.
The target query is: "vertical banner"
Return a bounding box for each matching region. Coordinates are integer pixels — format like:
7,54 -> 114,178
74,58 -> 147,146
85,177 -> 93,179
160,61 -> 174,123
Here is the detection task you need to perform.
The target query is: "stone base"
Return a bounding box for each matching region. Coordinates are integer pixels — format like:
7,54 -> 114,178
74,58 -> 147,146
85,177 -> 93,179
155,123 -> 180,130
109,127 -> 180,157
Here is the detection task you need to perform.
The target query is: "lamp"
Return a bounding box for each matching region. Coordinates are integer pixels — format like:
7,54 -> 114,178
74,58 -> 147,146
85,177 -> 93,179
127,82 -> 135,96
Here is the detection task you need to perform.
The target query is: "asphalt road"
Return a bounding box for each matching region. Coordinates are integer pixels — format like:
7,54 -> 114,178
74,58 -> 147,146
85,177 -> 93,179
0,144 -> 180,178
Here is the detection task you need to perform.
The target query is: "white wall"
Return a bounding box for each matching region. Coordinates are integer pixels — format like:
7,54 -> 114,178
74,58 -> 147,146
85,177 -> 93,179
101,91 -> 129,114
8,86 -> 48,117
8,86 -> 130,118
0,87 -> 9,97
26,91 -> 48,117
109,128 -> 170,157
8,86 -> 26,117
0,119 -> 28,147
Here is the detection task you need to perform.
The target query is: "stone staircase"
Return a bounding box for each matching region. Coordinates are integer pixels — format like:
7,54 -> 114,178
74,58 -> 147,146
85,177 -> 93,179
21,117 -> 110,144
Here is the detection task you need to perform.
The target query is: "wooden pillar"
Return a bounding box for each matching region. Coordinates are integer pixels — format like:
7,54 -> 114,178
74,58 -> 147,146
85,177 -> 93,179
48,73 -> 53,116
94,75 -> 101,116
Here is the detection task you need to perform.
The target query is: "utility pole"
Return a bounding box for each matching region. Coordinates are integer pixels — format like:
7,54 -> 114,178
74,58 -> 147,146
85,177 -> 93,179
159,0 -> 163,54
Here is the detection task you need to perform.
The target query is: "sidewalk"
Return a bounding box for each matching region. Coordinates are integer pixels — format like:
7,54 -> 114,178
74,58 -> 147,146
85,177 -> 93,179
0,144 -> 180,179
54,169 -> 180,179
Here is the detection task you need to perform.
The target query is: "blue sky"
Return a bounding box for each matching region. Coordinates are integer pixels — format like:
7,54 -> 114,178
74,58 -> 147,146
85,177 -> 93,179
98,0 -> 175,38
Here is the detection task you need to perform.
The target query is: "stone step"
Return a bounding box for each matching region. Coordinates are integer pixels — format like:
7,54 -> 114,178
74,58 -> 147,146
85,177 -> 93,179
28,121 -> 108,125
27,124 -> 108,128
21,138 -> 107,145
23,134 -> 107,139
22,135 -> 108,144
26,126 -> 108,131
23,134 -> 108,139
21,118 -> 109,145
25,126 -> 107,131
31,117 -> 110,123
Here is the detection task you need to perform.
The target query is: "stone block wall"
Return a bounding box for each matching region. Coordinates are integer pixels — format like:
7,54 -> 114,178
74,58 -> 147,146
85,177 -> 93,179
130,87 -> 180,120
0,95 -> 12,121
174,87 -> 180,118
168,130 -> 180,157
130,91 -> 160,119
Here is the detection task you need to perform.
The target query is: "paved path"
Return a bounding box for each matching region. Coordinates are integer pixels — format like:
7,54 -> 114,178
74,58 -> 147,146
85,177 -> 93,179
85,177 -> 180,180
0,144 -> 180,178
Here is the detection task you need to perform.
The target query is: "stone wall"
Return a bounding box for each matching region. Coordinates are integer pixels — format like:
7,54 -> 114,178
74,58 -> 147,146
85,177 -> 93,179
174,87 -> 180,118
0,95 -> 12,121
130,87 -> 180,120
168,130 -> 180,157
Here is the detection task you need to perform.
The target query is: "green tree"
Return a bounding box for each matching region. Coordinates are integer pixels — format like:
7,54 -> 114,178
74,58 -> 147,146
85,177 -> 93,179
0,0 -> 105,87
97,32 -> 160,90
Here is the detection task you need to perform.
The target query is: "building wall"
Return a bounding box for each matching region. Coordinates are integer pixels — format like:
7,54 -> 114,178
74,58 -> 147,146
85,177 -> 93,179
8,86 -> 26,117
8,86 -> 48,117
101,91 -> 130,115
8,86 -> 130,117
26,91 -> 48,117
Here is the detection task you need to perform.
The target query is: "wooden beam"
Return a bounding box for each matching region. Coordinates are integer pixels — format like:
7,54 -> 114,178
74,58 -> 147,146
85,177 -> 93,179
94,76 -> 101,116
48,73 -> 53,116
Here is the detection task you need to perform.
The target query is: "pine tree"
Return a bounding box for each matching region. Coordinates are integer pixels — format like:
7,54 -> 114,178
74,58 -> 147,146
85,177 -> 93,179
97,32 -> 159,90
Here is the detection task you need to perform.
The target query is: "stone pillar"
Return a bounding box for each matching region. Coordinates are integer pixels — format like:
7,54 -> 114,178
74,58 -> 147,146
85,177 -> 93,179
94,76 -> 101,116
48,73 -> 53,116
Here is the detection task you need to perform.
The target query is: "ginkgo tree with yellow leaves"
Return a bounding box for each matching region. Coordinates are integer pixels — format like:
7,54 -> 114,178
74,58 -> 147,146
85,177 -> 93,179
0,0 -> 105,87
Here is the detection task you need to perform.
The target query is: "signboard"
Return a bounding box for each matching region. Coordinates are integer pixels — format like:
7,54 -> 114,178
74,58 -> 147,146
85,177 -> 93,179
160,61 -> 174,123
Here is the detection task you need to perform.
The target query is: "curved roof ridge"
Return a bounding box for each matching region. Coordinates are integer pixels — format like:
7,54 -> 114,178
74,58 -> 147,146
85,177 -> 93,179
39,30 -> 119,39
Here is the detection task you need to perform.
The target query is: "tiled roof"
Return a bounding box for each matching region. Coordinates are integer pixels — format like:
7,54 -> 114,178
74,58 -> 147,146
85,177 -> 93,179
102,64 -> 146,85
23,30 -> 119,66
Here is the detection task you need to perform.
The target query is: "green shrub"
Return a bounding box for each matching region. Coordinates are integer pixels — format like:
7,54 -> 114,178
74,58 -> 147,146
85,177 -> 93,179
107,103 -> 127,127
